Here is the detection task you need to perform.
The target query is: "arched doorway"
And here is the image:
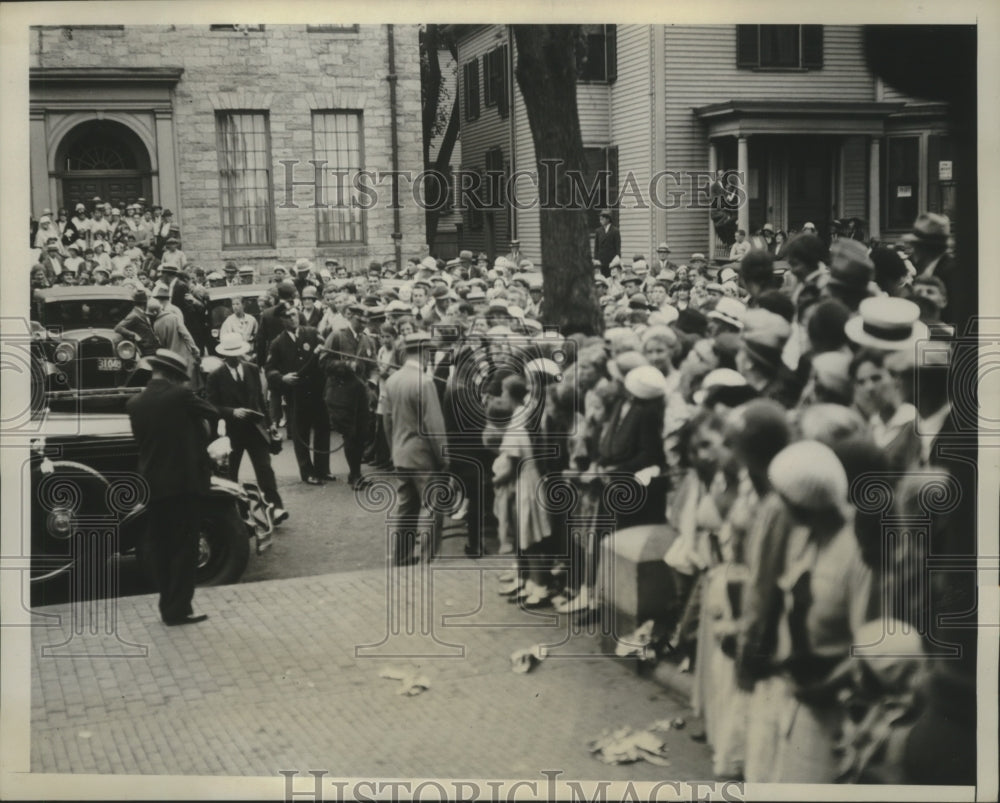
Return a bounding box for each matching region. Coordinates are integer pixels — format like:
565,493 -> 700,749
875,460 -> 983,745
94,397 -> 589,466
55,120 -> 152,212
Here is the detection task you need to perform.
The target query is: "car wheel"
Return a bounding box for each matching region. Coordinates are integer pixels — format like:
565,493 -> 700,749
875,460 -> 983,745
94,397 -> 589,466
31,460 -> 111,586
195,502 -> 251,587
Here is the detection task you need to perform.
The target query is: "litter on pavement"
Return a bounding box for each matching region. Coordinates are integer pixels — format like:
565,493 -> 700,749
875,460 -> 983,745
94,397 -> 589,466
510,644 -> 549,673
378,666 -> 431,696
587,722 -> 676,766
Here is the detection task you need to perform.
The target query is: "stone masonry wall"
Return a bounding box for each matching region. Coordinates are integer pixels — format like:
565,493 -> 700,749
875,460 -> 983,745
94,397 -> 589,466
31,25 -> 427,276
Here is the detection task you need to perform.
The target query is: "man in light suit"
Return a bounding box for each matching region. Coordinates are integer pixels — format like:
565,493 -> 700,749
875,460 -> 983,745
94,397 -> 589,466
265,305 -> 331,485
206,332 -> 288,523
382,332 -> 449,566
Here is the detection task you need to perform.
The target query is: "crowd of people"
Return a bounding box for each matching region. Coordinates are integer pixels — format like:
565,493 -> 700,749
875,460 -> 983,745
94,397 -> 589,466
31,198 -> 974,785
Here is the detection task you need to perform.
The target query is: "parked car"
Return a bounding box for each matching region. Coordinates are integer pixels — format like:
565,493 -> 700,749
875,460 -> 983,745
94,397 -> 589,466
30,286 -> 148,403
29,404 -> 274,590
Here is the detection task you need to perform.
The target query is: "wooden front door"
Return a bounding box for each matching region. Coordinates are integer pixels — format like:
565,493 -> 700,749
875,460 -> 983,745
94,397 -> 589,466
785,139 -> 834,241
63,175 -> 147,213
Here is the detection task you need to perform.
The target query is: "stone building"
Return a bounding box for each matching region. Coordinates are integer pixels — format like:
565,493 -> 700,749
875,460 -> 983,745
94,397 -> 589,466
29,24 -> 426,274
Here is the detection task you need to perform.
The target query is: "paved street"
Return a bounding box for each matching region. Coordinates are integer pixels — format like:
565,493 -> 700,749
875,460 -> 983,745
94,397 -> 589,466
30,560 -> 712,780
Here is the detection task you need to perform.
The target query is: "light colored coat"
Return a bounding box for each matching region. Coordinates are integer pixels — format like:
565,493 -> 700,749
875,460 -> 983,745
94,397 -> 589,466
382,359 -> 447,471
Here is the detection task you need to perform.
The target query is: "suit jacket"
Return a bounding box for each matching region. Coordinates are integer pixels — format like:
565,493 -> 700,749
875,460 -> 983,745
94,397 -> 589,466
205,359 -> 270,446
264,326 -> 325,400
597,396 -> 666,473
115,307 -> 160,355
255,303 -> 287,366
383,360 -> 447,471
301,306 -> 324,329
325,325 -> 376,379
152,311 -> 199,374
126,377 -> 219,501
594,224 -> 621,271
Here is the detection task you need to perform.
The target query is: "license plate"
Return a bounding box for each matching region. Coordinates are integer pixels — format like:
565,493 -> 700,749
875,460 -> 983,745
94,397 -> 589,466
97,358 -> 122,371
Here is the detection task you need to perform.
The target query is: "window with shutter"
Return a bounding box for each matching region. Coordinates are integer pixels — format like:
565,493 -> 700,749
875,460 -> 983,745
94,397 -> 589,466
801,25 -> 823,68
463,60 -> 480,122
577,25 -> 616,83
736,25 -> 759,68
736,25 -> 823,70
484,46 -> 510,118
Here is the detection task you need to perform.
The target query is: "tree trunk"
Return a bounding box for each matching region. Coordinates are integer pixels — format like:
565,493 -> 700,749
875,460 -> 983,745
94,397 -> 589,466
513,25 -> 601,336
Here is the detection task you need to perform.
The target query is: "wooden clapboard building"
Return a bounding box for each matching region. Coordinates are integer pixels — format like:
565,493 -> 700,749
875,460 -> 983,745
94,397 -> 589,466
449,24 -> 957,264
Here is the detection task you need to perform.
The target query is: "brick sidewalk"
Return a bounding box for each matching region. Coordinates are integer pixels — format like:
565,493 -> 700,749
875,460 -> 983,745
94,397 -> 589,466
30,561 -> 711,780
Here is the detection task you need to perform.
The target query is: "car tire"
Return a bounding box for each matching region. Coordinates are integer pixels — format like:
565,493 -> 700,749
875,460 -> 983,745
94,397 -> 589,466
136,501 -> 251,589
195,502 -> 251,587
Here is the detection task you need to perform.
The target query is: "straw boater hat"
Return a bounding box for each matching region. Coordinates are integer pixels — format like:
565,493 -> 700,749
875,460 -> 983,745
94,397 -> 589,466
708,296 -> 747,330
845,297 -> 929,351
607,350 -> 649,382
216,332 -> 251,357
624,365 -> 668,400
693,368 -> 747,405
147,348 -> 190,379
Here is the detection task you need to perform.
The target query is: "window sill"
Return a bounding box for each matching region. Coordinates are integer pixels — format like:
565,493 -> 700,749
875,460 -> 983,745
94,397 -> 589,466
743,66 -> 815,73
221,245 -> 277,252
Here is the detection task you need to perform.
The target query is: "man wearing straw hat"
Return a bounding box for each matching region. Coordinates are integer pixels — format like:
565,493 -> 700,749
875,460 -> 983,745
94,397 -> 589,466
207,333 -> 288,524
127,349 -> 219,626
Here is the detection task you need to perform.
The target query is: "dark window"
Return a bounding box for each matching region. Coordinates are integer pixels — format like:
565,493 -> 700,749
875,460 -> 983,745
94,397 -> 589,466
306,25 -> 359,33
313,111 -> 365,244
927,134 -> 956,223
210,25 -> 265,32
463,60 -> 480,122
483,45 -> 510,118
736,25 -> 823,69
884,136 -> 920,230
582,146 -> 619,228
462,168 -> 487,231
577,25 -> 617,82
216,111 -> 274,248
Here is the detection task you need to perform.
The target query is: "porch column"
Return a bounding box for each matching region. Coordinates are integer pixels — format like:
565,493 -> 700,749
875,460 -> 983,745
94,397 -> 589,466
708,140 -> 718,253
868,137 -> 881,240
737,136 -> 750,236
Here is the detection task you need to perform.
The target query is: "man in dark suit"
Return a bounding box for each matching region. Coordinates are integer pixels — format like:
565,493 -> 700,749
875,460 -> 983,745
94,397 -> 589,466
206,332 -> 288,523
255,280 -> 299,426
265,305 -> 331,485
126,349 -> 219,626
593,209 -> 621,277
908,212 -> 958,323
325,303 -> 376,379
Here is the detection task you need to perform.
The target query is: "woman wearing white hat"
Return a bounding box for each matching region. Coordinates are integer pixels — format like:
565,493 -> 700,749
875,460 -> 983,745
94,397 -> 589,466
741,440 -> 874,783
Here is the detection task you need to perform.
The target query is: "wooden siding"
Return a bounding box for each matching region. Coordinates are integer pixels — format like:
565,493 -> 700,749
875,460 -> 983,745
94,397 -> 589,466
610,25 -> 654,261
578,83 -> 611,146
511,53 -> 541,264
663,25 -> 877,258
841,135 -> 868,218
456,25 -> 513,258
